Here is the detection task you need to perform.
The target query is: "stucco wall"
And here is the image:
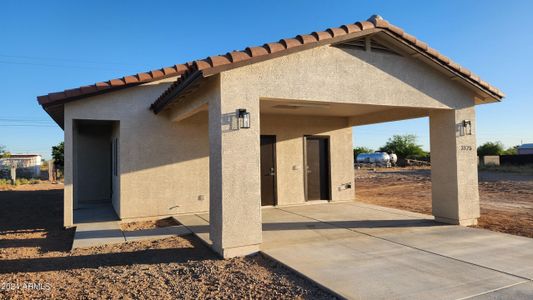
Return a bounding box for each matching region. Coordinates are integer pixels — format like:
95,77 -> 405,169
430,106 -> 479,225
260,114 -> 354,205
64,78 -> 210,225
221,44 -> 475,110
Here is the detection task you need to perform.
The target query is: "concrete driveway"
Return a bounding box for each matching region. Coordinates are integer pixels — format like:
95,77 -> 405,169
177,202 -> 533,299
261,202 -> 533,299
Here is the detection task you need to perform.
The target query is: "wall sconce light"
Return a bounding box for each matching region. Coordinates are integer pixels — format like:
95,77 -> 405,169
462,120 -> 472,136
237,108 -> 250,129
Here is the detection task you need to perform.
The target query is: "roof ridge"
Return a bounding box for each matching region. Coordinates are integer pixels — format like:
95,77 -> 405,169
39,14 -> 505,114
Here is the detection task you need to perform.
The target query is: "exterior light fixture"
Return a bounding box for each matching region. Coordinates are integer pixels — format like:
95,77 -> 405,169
237,108 -> 250,129
462,120 -> 472,136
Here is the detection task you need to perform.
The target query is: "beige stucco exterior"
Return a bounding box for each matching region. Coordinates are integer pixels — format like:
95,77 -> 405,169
64,78 -> 211,227
61,38 -> 491,258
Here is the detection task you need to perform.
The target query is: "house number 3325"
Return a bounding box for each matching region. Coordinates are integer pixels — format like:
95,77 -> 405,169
460,145 -> 472,151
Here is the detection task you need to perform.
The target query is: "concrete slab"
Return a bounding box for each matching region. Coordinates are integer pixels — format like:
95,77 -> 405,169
123,225 -> 191,242
73,221 -> 125,249
468,282 -> 533,300
175,203 -> 533,299
282,202 -> 533,281
174,214 -> 211,246
262,204 -> 528,300
74,204 -> 119,224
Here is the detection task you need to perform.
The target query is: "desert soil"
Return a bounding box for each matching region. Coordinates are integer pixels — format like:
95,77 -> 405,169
355,167 -> 533,238
0,183 -> 334,299
121,217 -> 180,232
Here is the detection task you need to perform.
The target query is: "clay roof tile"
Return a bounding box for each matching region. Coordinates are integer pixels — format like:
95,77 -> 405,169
385,24 -> 405,36
312,31 -> 332,41
64,88 -> 82,98
227,51 -> 250,62
162,67 -> 176,75
149,69 -> 165,79
208,55 -> 231,67
341,24 -> 361,33
95,82 -> 111,90
136,73 -> 151,81
109,79 -> 125,86
327,27 -> 347,37
280,38 -> 302,49
194,59 -> 211,70
246,46 -> 269,57
414,39 -> 429,51
357,21 -> 375,30
79,85 -> 98,94
123,76 -> 138,84
264,42 -> 285,53
297,34 -> 318,44
48,92 -> 66,101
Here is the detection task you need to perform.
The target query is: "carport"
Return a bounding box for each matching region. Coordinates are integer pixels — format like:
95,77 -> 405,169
156,16 -> 501,257
38,15 -> 504,258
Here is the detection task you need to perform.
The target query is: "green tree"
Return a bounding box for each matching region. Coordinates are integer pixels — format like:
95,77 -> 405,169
52,142 -> 64,171
477,141 -> 504,156
379,134 -> 427,159
353,146 -> 373,159
502,145 -> 519,155
0,145 -> 11,158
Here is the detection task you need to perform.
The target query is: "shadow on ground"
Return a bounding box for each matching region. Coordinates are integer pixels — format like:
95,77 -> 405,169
0,186 -> 217,274
0,234 -> 215,274
0,188 -> 74,253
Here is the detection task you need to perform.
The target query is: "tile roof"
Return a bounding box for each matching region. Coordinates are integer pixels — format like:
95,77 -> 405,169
37,64 -> 191,106
151,15 -> 504,113
38,15 -> 504,119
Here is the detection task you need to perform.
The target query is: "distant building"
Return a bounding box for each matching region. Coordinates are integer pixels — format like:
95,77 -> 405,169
517,144 -> 533,155
0,154 -> 42,178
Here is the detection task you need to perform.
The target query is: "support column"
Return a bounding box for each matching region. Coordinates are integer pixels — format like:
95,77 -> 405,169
430,107 -> 479,226
63,118 -> 74,227
208,89 -> 262,258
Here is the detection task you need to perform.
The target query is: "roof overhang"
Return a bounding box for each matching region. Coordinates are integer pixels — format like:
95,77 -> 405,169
151,15 -> 504,114
37,15 -> 505,128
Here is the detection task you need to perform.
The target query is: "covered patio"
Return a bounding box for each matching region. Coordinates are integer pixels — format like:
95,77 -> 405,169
176,202 -> 533,299
38,15 -> 504,259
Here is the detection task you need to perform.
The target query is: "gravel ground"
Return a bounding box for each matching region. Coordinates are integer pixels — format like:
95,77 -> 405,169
355,167 -> 533,238
120,217 -> 180,232
0,184 -> 335,299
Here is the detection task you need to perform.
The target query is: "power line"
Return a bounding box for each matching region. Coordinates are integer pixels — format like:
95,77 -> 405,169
0,60 -> 129,72
0,53 -> 142,66
0,124 -> 57,127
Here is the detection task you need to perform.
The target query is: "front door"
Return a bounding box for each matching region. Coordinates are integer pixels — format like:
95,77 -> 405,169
260,135 -> 277,206
305,136 -> 330,201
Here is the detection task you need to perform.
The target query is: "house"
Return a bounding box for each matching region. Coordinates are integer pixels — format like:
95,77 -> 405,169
0,154 -> 42,179
38,15 -> 503,258
518,143 -> 533,155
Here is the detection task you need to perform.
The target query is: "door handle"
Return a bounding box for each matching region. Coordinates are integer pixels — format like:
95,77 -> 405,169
269,167 -> 275,176
306,165 -> 311,173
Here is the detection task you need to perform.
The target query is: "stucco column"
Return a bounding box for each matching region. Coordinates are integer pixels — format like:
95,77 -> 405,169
63,118 -> 74,227
208,88 -> 262,258
429,107 -> 479,226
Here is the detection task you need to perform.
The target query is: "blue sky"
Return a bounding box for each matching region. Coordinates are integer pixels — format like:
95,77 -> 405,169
1,0 -> 532,159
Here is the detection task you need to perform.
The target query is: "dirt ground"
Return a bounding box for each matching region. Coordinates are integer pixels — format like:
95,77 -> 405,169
355,167 -> 533,238
0,184 -> 334,299
121,217 -> 180,232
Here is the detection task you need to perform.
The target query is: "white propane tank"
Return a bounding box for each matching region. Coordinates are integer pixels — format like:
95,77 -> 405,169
389,153 -> 398,165
356,152 -> 391,167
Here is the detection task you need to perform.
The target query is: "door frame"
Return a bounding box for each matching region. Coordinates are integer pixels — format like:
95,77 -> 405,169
260,135 -> 278,206
303,135 -> 332,201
